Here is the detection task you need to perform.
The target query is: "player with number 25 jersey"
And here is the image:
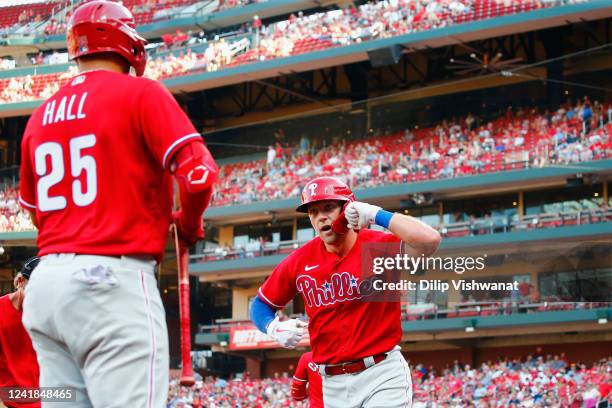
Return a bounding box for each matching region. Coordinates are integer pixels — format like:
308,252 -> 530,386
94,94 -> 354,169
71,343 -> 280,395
18,3 -> 218,406
19,70 -> 200,261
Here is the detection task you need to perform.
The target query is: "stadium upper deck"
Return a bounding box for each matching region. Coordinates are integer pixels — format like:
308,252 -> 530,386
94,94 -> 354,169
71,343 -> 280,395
0,0 -> 610,117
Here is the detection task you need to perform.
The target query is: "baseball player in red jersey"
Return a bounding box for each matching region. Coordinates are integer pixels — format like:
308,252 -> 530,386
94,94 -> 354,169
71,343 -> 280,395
0,257 -> 41,408
18,1 -> 218,407
292,351 -> 323,408
251,176 -> 440,408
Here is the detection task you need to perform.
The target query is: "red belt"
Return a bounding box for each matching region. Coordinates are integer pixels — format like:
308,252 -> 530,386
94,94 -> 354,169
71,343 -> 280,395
324,352 -> 388,376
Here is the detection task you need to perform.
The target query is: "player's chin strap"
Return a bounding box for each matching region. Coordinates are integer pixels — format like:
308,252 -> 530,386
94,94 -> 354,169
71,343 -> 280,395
331,201 -> 352,235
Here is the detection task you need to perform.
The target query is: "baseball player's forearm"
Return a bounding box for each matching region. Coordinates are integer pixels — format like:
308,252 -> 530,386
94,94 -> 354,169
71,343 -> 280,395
387,213 -> 441,257
173,187 -> 212,245
171,141 -> 218,244
345,202 -> 441,256
170,141 -> 218,194
291,380 -> 308,401
250,295 -> 276,333
251,296 -> 307,348
179,186 -> 213,227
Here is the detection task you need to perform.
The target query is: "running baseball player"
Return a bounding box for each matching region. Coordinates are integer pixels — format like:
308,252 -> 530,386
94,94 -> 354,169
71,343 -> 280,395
292,351 -> 323,408
0,257 -> 40,408
251,176 -> 441,407
18,1 -> 218,407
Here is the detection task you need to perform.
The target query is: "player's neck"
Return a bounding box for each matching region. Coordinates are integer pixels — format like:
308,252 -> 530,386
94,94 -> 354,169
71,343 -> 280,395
323,230 -> 357,257
8,290 -> 24,311
77,59 -> 129,75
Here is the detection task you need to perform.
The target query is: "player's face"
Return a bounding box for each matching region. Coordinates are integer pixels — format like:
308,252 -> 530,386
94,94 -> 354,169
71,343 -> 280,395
307,200 -> 342,243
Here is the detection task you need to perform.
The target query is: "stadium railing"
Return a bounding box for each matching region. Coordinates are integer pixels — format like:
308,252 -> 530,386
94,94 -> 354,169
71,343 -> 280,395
197,301 -> 611,334
192,208 -> 612,263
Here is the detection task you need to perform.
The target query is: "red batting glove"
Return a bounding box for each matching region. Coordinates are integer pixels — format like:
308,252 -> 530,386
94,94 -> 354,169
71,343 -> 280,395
291,381 -> 307,401
173,211 -> 204,246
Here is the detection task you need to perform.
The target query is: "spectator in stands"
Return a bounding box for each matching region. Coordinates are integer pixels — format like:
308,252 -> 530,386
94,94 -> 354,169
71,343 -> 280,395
208,98 -> 611,208
583,100 -> 593,135
266,145 -> 276,171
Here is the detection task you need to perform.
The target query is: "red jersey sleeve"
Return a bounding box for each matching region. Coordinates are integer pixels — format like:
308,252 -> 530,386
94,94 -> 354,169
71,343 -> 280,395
18,132 -> 36,211
258,255 -> 298,309
138,81 -> 202,169
293,353 -> 309,382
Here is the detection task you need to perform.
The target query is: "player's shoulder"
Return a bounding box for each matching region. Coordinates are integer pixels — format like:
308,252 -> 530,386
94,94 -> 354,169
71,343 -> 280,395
124,73 -> 161,88
125,74 -> 170,93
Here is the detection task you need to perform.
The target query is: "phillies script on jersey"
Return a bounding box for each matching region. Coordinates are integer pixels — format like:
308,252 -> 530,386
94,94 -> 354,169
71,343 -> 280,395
19,71 -> 202,261
258,229 -> 403,364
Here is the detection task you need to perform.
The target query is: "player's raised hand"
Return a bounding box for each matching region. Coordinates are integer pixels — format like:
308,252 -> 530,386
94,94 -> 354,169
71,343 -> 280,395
344,201 -> 382,230
267,316 -> 307,349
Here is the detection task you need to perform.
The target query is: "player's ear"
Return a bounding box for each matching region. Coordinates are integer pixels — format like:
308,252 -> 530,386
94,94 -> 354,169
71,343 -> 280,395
14,273 -> 26,289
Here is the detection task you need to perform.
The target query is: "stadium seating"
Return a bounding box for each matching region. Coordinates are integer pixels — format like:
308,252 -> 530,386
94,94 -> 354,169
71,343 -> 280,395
211,101 -> 611,208
0,0 -> 585,93
166,355 -> 612,407
120,0 -> 202,25
0,186 -> 32,232
0,1 -> 63,29
1,99 -> 609,233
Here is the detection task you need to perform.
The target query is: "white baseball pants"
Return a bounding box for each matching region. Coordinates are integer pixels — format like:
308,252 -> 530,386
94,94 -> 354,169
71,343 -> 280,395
321,346 -> 413,408
22,254 -> 169,408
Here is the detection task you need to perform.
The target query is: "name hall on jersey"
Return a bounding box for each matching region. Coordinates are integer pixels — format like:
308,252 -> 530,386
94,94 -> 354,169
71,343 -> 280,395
42,92 -> 88,126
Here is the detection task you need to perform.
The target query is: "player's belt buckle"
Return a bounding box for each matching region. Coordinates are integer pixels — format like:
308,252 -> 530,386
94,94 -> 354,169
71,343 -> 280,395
330,360 -> 360,375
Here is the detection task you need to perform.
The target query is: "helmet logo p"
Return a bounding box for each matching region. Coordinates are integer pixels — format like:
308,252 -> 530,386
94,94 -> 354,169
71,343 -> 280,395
307,183 -> 318,197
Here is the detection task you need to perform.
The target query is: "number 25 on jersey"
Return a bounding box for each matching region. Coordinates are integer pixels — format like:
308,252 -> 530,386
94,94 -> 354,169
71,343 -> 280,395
35,134 -> 97,211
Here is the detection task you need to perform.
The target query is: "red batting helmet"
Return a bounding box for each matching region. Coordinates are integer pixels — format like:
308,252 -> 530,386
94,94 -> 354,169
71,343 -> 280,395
67,0 -> 148,76
296,176 -> 355,213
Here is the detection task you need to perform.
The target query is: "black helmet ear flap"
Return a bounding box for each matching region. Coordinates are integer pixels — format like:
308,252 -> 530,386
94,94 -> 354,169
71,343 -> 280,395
20,256 -> 40,280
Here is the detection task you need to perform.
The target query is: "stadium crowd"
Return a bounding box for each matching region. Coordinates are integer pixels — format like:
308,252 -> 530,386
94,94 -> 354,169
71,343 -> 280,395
212,99 -> 612,207
0,186 -> 32,232
412,355 -> 612,407
109,0 -> 593,75
0,97 -> 609,232
0,0 -> 591,102
0,67 -> 78,104
165,355 -> 612,407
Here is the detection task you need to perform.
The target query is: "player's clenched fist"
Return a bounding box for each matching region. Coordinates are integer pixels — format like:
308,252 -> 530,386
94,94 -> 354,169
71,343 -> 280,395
344,201 -> 382,230
267,316 -> 307,348
291,382 -> 308,401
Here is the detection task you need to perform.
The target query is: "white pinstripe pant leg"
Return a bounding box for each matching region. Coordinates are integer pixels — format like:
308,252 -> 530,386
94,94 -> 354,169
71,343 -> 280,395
23,255 -> 169,408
